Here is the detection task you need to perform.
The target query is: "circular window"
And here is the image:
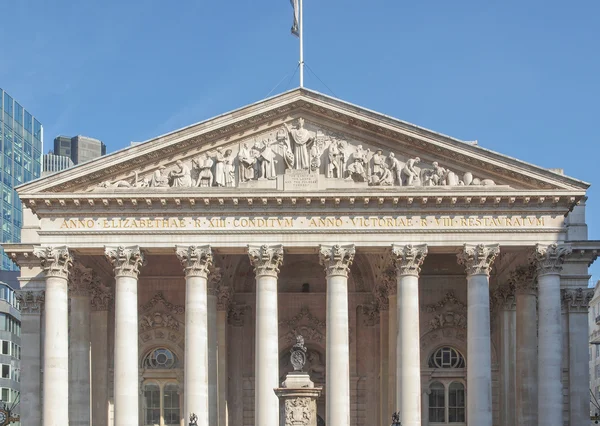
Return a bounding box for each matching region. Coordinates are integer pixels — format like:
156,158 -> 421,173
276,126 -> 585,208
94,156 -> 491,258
428,346 -> 465,368
143,348 -> 177,369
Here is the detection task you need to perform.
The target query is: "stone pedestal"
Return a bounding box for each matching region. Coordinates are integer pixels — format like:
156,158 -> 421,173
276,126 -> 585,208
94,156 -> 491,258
275,373 -> 322,426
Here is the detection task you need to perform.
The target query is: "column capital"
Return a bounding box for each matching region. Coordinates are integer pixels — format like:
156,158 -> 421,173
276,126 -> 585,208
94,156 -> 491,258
457,243 -> 499,276
531,243 -> 571,276
248,244 -> 284,278
69,262 -> 93,297
561,287 -> 593,313
319,244 -> 355,277
34,246 -> 72,279
208,266 -> 222,295
217,285 -> 232,312
15,290 -> 44,314
512,264 -> 537,295
391,244 -> 428,277
492,283 -> 516,311
175,245 -> 213,278
105,246 -> 145,278
90,276 -> 113,311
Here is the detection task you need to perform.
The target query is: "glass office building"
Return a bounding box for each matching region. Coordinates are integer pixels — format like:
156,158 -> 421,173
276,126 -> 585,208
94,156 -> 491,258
0,89 -> 43,271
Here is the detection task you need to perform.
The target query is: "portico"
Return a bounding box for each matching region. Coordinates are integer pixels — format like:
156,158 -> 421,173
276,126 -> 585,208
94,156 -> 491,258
5,88 -> 599,426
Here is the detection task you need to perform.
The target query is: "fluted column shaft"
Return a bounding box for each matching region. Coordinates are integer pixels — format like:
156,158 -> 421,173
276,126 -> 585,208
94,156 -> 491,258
391,244 -> 427,426
248,244 -> 284,426
514,266 -> 538,426
105,246 -> 145,426
534,244 -> 570,426
69,264 -> 93,426
34,246 -> 72,426
176,245 -> 214,426
91,288 -> 111,426
457,243 -> 499,426
320,244 -> 355,426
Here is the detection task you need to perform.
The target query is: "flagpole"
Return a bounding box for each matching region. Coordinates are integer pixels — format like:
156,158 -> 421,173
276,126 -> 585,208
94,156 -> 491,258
299,0 -> 304,87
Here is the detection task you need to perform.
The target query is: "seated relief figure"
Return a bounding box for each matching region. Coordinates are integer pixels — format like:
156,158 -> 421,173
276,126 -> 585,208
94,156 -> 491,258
192,153 -> 214,187
150,166 -> 170,188
169,160 -> 192,188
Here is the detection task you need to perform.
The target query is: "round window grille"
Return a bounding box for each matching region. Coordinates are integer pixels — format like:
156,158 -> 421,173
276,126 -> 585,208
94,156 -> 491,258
143,348 -> 177,369
428,346 -> 465,368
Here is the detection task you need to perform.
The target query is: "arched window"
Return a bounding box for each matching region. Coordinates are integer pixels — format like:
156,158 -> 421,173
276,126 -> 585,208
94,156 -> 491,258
143,383 -> 160,425
142,348 -> 178,369
428,346 -> 465,369
429,381 -> 445,422
163,383 -> 181,426
448,382 -> 466,422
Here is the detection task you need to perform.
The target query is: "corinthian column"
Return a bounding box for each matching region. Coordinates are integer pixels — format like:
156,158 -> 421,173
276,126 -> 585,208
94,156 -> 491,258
68,263 -> 93,426
513,265 -> 538,426
248,244 -> 284,426
391,244 -> 427,426
90,276 -> 113,426
533,244 -> 570,426
208,266 -> 222,426
457,243 -> 499,426
34,246 -> 73,426
217,284 -> 231,426
175,245 -> 214,426
319,244 -> 356,426
105,246 -> 145,426
16,289 -> 45,426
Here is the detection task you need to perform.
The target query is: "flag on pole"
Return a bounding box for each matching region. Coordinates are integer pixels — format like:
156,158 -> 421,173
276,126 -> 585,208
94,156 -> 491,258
290,0 -> 300,37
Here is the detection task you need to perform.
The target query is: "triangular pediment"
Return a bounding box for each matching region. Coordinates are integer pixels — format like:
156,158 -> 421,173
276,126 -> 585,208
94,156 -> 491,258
18,88 -> 588,198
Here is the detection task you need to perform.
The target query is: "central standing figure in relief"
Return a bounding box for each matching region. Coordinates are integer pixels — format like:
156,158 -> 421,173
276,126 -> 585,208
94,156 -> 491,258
284,118 -> 315,170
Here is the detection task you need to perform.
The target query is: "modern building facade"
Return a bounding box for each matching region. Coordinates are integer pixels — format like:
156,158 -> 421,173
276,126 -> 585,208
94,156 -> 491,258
53,135 -> 106,165
0,280 -> 20,421
0,89 -> 43,271
42,153 -> 74,176
4,88 -> 599,426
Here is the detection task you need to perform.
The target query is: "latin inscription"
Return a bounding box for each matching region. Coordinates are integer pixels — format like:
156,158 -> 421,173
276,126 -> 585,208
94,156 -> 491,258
57,215 -> 548,230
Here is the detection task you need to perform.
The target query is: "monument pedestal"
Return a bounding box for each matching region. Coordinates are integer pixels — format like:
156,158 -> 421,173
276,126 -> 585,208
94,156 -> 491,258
275,373 -> 322,426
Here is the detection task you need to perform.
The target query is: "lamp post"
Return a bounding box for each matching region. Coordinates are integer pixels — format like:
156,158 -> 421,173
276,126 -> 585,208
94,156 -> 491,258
189,413 -> 198,426
391,412 -> 402,426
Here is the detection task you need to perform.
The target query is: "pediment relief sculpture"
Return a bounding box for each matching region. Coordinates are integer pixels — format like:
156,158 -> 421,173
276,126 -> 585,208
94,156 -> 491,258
92,118 -> 502,192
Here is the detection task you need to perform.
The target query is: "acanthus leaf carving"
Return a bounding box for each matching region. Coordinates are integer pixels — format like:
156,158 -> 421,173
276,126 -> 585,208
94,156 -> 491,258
68,262 -> 93,297
15,290 -> 45,314
90,275 -> 113,311
175,245 -> 213,279
561,287 -> 593,313
512,264 -> 537,295
421,291 -> 467,332
391,244 -> 428,277
34,246 -> 72,279
248,244 -> 284,277
105,246 -> 145,278
457,243 -> 500,276
492,282 -> 516,311
319,244 -> 355,277
140,292 -> 185,315
532,243 -> 572,276
227,302 -> 248,327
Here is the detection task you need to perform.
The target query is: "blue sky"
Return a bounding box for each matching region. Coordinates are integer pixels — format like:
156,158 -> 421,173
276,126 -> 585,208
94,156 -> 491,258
1,0 -> 599,280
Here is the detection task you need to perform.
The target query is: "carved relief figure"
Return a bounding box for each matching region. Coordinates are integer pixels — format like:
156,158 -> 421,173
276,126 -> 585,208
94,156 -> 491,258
388,153 -> 404,186
193,153 -> 214,187
327,141 -> 345,178
151,166 -> 170,187
214,148 -> 235,187
169,160 -> 192,187
256,140 -> 277,180
346,157 -> 367,182
402,157 -> 421,186
284,118 -> 315,170
238,142 -> 257,182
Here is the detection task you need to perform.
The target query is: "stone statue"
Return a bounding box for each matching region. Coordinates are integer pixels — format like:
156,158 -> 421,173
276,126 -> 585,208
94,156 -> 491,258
256,140 -> 277,180
306,351 -> 325,382
402,157 -> 421,186
169,160 -> 192,188
346,157 -> 367,182
388,153 -> 404,186
150,166 -> 170,188
284,118 -> 315,170
290,333 -> 308,372
192,154 -> 214,187
214,148 -> 235,187
327,141 -> 345,178
238,142 -> 257,182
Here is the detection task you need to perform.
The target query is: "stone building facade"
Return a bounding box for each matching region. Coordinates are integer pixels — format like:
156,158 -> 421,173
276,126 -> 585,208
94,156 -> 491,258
4,88 -> 598,426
